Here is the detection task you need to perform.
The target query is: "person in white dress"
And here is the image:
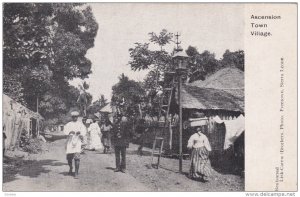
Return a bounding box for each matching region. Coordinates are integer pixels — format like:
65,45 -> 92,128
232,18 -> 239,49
64,111 -> 87,179
86,118 -> 103,151
187,126 -> 212,182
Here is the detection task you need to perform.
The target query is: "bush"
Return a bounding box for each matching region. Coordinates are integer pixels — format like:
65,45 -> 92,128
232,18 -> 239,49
19,131 -> 44,154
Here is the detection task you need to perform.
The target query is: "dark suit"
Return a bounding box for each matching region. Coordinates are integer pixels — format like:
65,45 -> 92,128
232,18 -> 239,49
112,120 -> 130,170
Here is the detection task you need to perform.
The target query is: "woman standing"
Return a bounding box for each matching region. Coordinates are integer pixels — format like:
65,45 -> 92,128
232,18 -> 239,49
187,127 -> 212,182
101,119 -> 113,153
86,118 -> 103,151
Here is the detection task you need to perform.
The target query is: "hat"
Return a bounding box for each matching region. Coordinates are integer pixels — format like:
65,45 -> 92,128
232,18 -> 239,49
71,111 -> 80,117
86,119 -> 93,124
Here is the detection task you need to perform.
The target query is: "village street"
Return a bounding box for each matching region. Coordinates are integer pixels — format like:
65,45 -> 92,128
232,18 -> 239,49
3,138 -> 244,192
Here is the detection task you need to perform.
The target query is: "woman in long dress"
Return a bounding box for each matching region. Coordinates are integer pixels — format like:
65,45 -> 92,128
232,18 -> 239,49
187,126 -> 212,181
101,119 -> 113,153
86,119 -> 103,151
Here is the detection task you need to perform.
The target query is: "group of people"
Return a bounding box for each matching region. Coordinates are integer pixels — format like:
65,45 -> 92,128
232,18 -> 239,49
64,111 -> 130,179
64,110 -> 213,182
85,117 -> 113,153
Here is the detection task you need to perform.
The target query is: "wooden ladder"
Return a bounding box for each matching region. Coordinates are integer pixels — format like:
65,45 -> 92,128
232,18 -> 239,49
150,137 -> 164,169
150,71 -> 176,168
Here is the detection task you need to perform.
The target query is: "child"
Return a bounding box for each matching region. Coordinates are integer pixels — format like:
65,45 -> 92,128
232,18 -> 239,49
65,131 -> 83,179
64,111 -> 87,179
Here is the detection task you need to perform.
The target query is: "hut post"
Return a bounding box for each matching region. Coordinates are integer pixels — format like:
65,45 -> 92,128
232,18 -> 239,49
37,96 -> 39,137
178,75 -> 183,173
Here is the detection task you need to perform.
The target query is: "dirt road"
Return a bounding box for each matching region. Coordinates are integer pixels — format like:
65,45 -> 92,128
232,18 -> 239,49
3,139 -> 244,192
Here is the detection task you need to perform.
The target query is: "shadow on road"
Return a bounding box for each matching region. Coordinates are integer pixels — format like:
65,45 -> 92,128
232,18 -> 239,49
59,171 -> 73,176
3,156 -> 67,183
105,167 -> 115,171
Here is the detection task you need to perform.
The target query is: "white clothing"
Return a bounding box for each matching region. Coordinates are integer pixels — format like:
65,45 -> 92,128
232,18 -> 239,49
102,124 -> 112,132
66,134 -> 82,154
87,123 -> 103,150
213,115 -> 223,124
64,120 -> 87,136
223,115 -> 245,149
187,133 -> 212,151
211,115 -> 245,150
64,120 -> 87,154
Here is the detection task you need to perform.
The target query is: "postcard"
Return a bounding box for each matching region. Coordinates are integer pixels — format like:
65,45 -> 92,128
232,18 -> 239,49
2,3 -> 297,192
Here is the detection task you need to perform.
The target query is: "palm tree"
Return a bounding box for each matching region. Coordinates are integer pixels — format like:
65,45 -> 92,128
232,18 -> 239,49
77,81 -> 89,116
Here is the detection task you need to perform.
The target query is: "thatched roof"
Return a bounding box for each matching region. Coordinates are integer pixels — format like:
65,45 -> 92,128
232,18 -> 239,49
3,94 -> 43,120
181,67 -> 244,112
182,85 -> 244,112
189,67 -> 244,100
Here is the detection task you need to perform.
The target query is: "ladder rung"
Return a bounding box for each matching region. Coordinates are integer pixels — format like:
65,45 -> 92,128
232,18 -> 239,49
155,137 -> 164,140
161,105 -> 168,107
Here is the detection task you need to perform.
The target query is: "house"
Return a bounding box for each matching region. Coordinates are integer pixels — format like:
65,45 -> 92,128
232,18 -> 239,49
3,94 -> 43,150
164,67 -> 244,156
174,67 -> 245,174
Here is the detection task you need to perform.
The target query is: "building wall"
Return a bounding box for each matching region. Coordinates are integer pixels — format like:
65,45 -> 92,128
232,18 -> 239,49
3,94 -> 41,150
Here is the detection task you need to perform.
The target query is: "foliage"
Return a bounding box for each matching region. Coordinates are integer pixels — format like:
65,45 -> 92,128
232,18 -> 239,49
186,46 -> 221,83
127,30 -> 245,120
3,73 -> 25,105
148,29 -> 173,49
220,50 -> 244,71
128,30 -> 175,118
111,74 -> 146,119
19,130 -> 44,154
128,29 -> 173,72
87,94 -> 108,115
3,3 -> 98,123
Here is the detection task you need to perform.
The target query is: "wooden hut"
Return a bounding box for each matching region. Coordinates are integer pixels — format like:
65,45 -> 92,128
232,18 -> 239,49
3,94 -> 43,150
168,67 -> 245,173
170,67 -> 244,154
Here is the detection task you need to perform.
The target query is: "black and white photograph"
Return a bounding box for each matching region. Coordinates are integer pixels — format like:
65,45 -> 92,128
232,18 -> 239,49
3,2 -> 249,192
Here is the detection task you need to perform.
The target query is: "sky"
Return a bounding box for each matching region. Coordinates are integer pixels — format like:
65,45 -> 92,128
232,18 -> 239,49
70,3 -> 244,101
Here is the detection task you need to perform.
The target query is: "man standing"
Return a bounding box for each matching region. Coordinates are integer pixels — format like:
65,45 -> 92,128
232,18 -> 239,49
112,114 -> 130,173
64,111 -> 87,179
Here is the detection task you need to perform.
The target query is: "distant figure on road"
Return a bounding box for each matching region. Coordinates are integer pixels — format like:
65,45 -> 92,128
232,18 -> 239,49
112,114 -> 130,173
187,127 -> 212,182
64,111 -> 87,179
86,118 -> 103,151
101,119 -> 113,154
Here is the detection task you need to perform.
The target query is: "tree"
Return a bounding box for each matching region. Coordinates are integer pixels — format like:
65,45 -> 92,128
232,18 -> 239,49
4,3 -> 55,108
77,81 -> 93,116
128,29 -> 173,73
220,50 -> 244,71
186,46 -> 221,82
87,94 -> 108,115
128,30 -> 175,118
111,74 -> 145,119
3,3 -> 98,121
128,30 -> 245,120
3,73 -> 25,105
